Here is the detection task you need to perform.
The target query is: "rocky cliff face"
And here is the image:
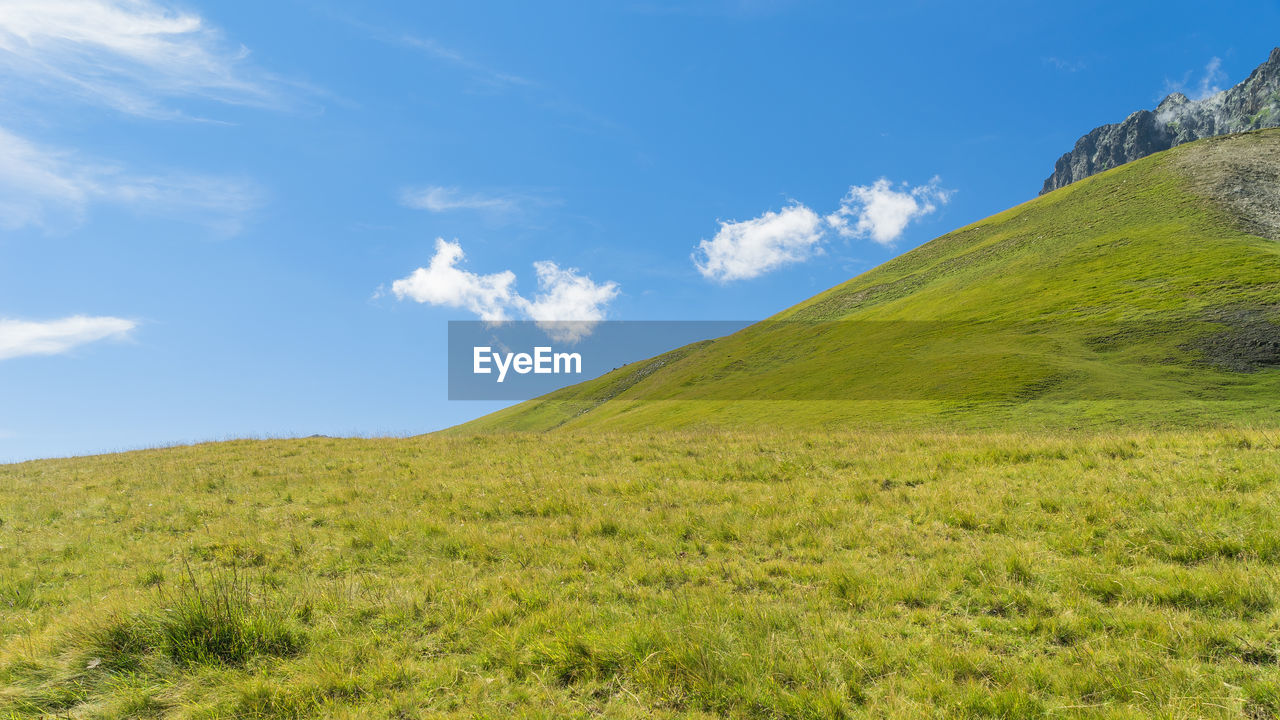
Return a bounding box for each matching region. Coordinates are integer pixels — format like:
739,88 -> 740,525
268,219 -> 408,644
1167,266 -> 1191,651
1041,48 -> 1280,194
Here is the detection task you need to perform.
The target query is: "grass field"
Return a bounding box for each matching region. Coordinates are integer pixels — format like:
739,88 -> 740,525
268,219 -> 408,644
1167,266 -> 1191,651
3,429 -> 1280,718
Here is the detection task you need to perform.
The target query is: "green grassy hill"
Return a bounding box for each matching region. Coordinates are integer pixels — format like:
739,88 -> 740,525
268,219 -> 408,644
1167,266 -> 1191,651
463,130 -> 1280,433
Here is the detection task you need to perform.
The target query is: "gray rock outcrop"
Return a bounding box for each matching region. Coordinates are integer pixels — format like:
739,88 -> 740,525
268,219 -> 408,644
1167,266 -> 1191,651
1041,47 -> 1280,194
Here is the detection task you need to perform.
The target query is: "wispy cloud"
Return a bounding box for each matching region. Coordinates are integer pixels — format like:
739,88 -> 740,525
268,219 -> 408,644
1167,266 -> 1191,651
399,186 -> 523,215
336,15 -> 621,136
1193,57 -> 1228,100
0,125 -> 91,229
693,203 -> 826,283
398,34 -> 533,90
390,238 -> 619,341
0,0 -> 304,119
0,125 -> 262,233
827,177 -> 951,246
1164,56 -> 1230,102
0,315 -> 137,361
627,0 -> 800,18
1043,56 -> 1086,73
329,11 -> 532,93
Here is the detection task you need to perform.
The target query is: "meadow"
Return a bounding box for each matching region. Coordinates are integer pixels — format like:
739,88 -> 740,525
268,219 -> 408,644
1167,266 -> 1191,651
3,427 -> 1279,718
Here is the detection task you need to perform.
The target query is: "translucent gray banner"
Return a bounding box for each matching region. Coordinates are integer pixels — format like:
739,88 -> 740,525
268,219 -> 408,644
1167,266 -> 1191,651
447,318 -> 1278,401
448,320 -> 752,400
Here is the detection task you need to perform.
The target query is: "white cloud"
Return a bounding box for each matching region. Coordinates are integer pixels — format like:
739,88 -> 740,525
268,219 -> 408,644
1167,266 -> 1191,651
826,177 -> 951,246
399,186 -> 520,215
0,125 -> 91,229
0,315 -> 136,360
0,124 -> 261,232
0,0 -> 290,118
693,203 -> 826,283
390,238 -> 519,321
1194,57 -> 1227,100
1163,56 -> 1230,104
390,239 -> 620,340
518,261 -> 619,342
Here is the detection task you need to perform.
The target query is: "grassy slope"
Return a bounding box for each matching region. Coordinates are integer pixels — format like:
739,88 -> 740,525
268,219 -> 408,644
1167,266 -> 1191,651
3,430 -> 1280,718
463,131 -> 1280,434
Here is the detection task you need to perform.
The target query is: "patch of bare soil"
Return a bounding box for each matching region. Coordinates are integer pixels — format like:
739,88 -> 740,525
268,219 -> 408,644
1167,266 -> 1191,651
1170,129 -> 1280,241
1188,308 -> 1280,372
1169,131 -> 1280,371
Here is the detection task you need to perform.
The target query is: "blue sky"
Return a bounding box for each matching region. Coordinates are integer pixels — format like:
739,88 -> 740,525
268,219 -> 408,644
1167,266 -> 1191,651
1,0 -> 1277,462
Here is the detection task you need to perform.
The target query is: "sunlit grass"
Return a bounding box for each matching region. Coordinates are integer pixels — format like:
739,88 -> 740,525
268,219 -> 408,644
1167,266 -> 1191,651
3,428 -> 1279,718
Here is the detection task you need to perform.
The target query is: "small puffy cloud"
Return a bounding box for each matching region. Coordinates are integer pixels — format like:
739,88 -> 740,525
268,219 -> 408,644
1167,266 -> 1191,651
390,239 -> 620,339
390,238 -> 518,321
519,261 -> 619,342
0,125 -> 261,232
693,203 -> 825,283
0,315 -> 136,360
826,177 -> 951,246
399,186 -> 519,215
0,0 -> 294,119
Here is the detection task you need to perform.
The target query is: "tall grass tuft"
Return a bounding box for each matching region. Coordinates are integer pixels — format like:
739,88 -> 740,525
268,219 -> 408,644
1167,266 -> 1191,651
154,563 -> 304,666
78,563 -> 306,673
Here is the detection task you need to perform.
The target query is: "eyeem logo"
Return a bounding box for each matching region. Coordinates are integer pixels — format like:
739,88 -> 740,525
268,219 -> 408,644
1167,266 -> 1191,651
449,320 -> 750,400
474,346 -> 582,383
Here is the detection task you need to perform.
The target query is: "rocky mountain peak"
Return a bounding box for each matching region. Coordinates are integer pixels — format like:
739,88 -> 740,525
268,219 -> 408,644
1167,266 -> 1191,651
1041,48 -> 1280,194
1156,92 -> 1190,114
